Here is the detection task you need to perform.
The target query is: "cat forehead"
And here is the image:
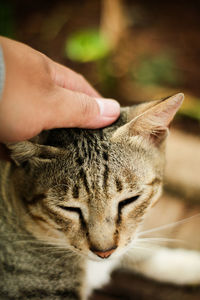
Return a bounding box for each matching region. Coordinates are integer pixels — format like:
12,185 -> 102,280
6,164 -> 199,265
50,135 -> 155,194
40,108 -> 156,174
40,109 -> 129,149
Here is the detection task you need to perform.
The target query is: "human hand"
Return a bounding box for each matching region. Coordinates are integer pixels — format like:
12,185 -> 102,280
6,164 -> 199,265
0,36 -> 120,143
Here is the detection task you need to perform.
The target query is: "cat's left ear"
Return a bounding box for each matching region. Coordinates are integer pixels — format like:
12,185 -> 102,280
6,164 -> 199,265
6,140 -> 61,166
112,93 -> 184,145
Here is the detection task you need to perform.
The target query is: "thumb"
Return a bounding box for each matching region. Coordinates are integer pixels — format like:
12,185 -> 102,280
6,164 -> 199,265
44,87 -> 120,130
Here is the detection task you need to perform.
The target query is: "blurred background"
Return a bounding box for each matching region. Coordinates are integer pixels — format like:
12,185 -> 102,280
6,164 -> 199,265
0,0 -> 200,299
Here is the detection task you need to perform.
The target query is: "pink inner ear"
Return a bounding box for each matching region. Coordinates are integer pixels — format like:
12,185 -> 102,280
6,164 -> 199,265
111,93 -> 184,144
140,93 -> 183,129
155,93 -> 184,128
129,93 -> 184,140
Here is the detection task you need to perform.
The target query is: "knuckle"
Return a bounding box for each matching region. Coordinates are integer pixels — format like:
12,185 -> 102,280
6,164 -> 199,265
78,74 -> 86,83
79,95 -> 94,118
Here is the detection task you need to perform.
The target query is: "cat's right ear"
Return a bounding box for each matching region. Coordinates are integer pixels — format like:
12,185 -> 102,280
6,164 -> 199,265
6,141 -> 61,166
111,93 -> 184,146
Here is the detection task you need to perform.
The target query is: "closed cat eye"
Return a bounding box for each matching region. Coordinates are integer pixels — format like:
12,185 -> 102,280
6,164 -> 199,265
118,195 -> 140,209
58,206 -> 86,226
118,195 -> 140,222
58,206 -> 82,216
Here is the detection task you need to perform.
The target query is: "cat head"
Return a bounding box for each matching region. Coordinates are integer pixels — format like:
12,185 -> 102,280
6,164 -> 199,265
7,93 -> 183,261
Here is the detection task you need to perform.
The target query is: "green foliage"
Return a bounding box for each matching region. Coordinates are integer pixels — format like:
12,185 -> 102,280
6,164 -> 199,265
96,59 -> 117,94
179,99 -> 200,121
132,53 -> 181,86
180,108 -> 200,121
65,29 -> 110,62
0,1 -> 15,38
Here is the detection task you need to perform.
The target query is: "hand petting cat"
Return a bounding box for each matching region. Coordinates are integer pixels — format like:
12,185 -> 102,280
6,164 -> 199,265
0,36 -> 120,143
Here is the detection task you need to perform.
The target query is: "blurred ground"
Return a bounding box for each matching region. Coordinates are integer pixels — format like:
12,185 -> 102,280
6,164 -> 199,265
90,270 -> 200,300
165,129 -> 200,202
0,0 -> 200,299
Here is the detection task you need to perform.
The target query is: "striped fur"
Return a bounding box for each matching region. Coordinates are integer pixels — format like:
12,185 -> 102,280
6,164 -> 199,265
0,95 -> 184,299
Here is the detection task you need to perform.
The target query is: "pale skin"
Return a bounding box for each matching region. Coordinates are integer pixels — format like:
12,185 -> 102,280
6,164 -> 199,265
0,36 -> 120,144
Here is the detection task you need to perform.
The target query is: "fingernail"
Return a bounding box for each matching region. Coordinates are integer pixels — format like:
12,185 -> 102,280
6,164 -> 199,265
96,98 -> 120,118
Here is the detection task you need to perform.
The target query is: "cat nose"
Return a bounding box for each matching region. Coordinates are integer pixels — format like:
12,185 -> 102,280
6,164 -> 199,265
90,246 -> 117,259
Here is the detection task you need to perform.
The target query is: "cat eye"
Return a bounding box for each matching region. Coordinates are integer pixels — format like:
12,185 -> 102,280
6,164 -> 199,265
118,195 -> 140,210
58,206 -> 86,227
118,195 -> 140,222
58,205 -> 82,216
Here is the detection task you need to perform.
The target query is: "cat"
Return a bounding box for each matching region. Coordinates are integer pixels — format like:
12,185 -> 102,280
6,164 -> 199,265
1,93 -> 200,300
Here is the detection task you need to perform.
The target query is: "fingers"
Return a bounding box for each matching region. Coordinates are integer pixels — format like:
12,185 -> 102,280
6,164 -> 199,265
44,87 -> 120,130
0,37 -> 119,143
50,61 -> 101,97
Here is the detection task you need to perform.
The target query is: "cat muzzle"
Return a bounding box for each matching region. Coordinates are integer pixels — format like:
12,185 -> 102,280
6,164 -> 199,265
90,246 -> 117,259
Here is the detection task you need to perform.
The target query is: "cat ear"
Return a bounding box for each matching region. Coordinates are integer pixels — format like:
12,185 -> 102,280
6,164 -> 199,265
112,93 -> 184,145
6,140 -> 60,166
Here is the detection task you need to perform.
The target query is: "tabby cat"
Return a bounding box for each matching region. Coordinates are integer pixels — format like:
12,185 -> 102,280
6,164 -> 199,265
1,93 -> 200,299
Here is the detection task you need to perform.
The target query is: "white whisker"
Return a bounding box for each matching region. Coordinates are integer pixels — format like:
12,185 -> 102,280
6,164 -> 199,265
126,244 -> 158,254
138,214 -> 200,237
136,237 -> 184,244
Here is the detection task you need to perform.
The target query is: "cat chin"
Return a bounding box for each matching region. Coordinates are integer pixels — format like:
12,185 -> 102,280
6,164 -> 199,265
85,259 -> 119,298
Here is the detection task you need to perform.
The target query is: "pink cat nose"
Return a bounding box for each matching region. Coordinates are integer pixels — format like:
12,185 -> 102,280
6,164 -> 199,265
90,246 -> 117,259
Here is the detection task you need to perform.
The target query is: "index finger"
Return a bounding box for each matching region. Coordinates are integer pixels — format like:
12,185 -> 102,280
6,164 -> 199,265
50,61 -> 101,97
